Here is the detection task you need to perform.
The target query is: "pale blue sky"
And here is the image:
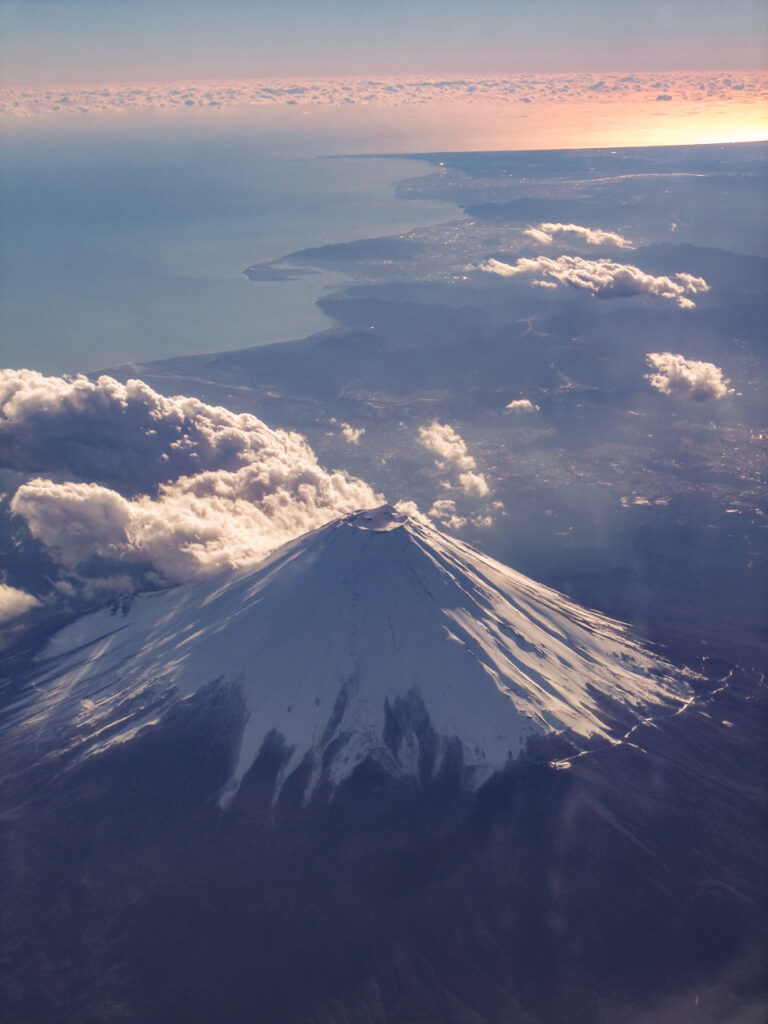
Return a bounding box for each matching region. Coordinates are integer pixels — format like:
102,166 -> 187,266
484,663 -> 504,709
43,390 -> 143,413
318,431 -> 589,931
1,0 -> 766,86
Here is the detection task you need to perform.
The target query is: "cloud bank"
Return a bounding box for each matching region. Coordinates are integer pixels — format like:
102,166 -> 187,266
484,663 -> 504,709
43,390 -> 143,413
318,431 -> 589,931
645,352 -> 732,401
524,223 -> 635,248
480,255 -> 709,308
3,371 -> 381,585
1,71 -> 765,118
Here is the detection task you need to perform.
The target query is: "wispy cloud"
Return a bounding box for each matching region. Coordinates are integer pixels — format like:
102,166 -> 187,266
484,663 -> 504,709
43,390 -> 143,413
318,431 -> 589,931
645,352 -> 732,400
480,255 -> 709,308
428,498 -> 467,531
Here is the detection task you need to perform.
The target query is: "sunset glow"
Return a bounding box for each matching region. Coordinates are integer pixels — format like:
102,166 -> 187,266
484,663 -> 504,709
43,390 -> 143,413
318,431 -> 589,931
2,70 -> 766,153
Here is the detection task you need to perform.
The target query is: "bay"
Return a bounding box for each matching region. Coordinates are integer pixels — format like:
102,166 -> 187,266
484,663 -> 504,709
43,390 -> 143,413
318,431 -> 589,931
0,110 -> 459,374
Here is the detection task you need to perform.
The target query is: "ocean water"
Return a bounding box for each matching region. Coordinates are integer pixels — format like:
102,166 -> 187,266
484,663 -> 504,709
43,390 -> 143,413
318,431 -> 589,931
0,111 -> 459,375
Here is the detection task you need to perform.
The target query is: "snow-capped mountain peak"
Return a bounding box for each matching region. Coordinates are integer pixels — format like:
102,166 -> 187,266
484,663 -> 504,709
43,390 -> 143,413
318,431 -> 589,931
7,505 -> 694,804
346,505 -> 408,531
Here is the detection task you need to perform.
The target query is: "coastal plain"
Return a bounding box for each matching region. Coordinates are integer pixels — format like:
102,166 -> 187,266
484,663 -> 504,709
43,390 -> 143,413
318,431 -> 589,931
119,142 -> 768,671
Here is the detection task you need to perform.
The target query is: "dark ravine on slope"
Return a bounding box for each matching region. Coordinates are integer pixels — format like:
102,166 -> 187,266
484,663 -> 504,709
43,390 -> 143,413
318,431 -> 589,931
1,510 -> 766,1023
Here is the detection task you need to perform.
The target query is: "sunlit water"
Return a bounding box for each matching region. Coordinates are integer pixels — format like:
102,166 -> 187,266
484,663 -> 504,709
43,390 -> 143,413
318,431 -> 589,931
0,109 -> 460,374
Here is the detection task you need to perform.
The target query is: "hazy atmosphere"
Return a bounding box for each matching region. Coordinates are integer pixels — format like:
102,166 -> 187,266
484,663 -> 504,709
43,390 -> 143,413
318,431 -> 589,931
3,0 -> 766,85
1,2 -> 766,1023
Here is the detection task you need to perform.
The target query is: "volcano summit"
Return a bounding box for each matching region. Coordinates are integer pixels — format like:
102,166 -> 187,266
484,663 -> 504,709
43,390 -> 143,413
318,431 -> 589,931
5,505 -> 693,804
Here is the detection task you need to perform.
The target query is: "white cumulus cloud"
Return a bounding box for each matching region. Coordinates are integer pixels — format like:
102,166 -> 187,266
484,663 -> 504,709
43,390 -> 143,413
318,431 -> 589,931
418,420 -> 491,500
458,471 -> 490,497
524,223 -> 635,248
506,399 -> 540,413
0,583 -> 41,623
4,370 -> 381,585
0,368 -> 328,492
418,420 -> 476,472
645,352 -> 732,401
480,255 -> 708,308
340,423 -> 365,444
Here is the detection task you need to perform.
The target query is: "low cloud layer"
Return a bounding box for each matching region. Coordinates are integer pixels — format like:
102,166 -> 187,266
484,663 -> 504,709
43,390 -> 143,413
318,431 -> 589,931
2,71 -> 765,118
3,370 -> 381,586
481,255 -> 709,308
524,223 -> 634,248
645,352 -> 732,401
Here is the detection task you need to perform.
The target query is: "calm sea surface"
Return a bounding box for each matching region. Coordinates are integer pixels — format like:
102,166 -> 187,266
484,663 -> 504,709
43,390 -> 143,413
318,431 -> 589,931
0,111 -> 460,374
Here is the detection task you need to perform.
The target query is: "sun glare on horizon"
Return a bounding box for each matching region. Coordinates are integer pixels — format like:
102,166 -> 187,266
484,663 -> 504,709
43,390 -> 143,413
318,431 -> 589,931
1,70 -> 765,154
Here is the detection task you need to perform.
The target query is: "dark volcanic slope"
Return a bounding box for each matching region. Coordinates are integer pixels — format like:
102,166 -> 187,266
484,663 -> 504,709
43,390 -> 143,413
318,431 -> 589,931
1,662 -> 765,1024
